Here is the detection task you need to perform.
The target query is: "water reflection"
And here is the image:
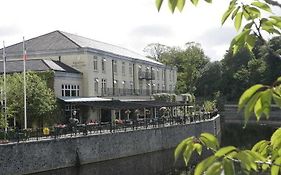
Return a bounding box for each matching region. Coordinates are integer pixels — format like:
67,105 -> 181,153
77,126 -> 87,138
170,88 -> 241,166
33,149 -> 189,175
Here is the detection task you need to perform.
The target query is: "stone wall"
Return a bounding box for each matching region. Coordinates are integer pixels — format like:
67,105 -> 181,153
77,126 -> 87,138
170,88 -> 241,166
0,115 -> 220,175
222,104 -> 281,126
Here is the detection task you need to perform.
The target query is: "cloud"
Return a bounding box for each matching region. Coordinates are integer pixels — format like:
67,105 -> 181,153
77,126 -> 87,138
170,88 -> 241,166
130,24 -> 174,38
0,26 -> 20,37
197,27 -> 236,46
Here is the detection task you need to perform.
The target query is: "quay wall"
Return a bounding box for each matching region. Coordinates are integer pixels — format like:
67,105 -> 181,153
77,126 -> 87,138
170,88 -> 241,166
0,115 -> 220,175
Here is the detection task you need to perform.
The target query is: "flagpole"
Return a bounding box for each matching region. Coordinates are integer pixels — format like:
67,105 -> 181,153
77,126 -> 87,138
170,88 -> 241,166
23,37 -> 27,129
3,41 -> 7,132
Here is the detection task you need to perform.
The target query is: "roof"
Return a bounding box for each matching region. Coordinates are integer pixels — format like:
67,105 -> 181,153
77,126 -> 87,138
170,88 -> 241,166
0,59 -> 81,74
60,31 -> 163,65
59,97 -> 111,103
0,30 -> 164,66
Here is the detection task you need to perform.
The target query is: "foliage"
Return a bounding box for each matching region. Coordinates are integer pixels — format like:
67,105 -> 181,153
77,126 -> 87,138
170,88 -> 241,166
175,128 -> 281,175
147,42 -> 209,94
143,43 -> 171,61
203,100 -> 216,112
0,71 -> 57,128
181,93 -> 195,103
238,76 -> 281,127
195,62 -> 222,97
153,93 -> 177,102
155,1 -> 281,175
156,0 -> 281,55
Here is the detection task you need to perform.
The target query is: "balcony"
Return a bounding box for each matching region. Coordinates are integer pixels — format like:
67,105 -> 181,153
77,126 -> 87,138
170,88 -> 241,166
138,71 -> 155,80
100,88 -> 173,97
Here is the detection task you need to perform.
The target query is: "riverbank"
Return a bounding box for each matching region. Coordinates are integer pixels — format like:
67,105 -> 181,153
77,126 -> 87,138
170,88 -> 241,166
0,115 -> 220,175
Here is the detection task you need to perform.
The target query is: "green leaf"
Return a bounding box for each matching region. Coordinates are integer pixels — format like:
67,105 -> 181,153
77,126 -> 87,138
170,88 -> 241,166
270,16 -> 281,23
231,6 -> 240,20
245,34 -> 256,51
174,137 -> 193,162
204,0 -> 212,3
221,5 -> 236,25
205,162 -> 222,175
254,98 -> 262,120
261,89 -> 272,119
177,0 -> 186,12
234,151 -> 257,171
190,0 -> 199,6
245,6 -> 261,19
251,1 -> 272,13
156,0 -> 164,11
245,150 -> 266,162
243,22 -> 254,30
244,91 -> 262,127
183,143 -> 194,166
169,0 -> 178,13
238,84 -> 264,111
234,12 -> 243,31
223,158 -> 235,175
200,132 -> 219,150
194,143 -> 203,155
271,128 -> 281,150
252,140 -> 268,152
273,93 -> 281,108
194,155 -> 217,175
271,157 -> 281,175
215,146 -> 237,157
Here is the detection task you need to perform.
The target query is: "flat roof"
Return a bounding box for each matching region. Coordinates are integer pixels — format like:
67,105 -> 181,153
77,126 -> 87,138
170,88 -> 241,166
59,97 -> 111,103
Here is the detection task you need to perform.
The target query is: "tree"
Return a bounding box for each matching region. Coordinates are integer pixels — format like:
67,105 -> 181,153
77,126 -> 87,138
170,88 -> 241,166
155,0 -> 281,174
156,0 -> 281,55
195,61 -> 222,97
143,43 -> 170,61
151,42 -> 209,94
0,71 -> 57,128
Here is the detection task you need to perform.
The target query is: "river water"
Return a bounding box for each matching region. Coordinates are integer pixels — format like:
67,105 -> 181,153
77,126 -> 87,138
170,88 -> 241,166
32,122 -> 278,175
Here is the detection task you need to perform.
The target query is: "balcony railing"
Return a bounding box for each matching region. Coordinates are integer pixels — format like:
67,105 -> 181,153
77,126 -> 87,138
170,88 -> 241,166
138,71 -> 155,80
100,88 -> 173,97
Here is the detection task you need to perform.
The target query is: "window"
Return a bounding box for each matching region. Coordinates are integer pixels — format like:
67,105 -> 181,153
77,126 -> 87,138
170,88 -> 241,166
129,63 -> 133,77
101,79 -> 107,95
102,58 -> 106,73
130,81 -> 133,94
113,60 -> 117,74
162,70 -> 165,81
93,56 -> 98,71
122,62 -> 125,76
157,68 -> 160,80
122,81 -> 126,95
114,80 -> 119,93
138,65 -> 142,73
157,84 -> 160,92
169,70 -> 172,81
61,84 -> 80,97
139,80 -> 143,94
71,85 -> 76,96
94,78 -> 99,93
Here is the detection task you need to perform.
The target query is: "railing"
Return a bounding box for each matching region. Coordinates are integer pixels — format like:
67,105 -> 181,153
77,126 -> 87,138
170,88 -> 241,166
0,111 -> 218,144
138,71 -> 155,80
100,88 -> 174,97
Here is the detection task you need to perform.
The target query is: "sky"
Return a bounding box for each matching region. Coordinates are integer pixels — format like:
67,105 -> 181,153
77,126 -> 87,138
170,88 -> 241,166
0,0 -> 280,61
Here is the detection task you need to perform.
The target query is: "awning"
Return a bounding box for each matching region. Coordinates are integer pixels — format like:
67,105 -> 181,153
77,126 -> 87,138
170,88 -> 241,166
129,100 -> 187,107
58,97 -> 111,103
58,97 -> 187,110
